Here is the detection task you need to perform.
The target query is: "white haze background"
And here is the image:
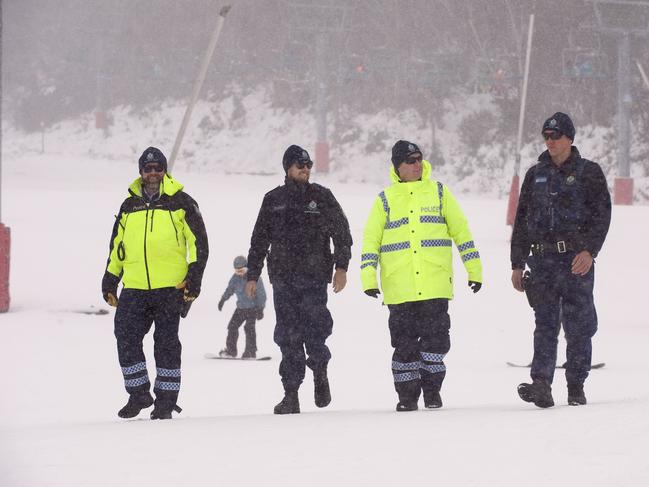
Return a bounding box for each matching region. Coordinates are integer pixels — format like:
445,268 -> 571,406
1,105 -> 648,486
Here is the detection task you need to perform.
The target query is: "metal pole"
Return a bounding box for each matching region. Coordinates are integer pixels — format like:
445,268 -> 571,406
0,0 -> 3,222
617,33 -> 631,178
314,31 -> 329,173
506,13 -> 534,226
514,13 -> 535,175
315,32 -> 327,144
168,5 -> 231,173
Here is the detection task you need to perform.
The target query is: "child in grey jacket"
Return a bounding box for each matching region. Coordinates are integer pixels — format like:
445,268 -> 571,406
218,256 -> 266,359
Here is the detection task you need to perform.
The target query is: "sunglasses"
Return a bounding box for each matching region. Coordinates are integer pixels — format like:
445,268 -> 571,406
542,131 -> 562,141
142,164 -> 165,173
293,160 -> 313,169
403,154 -> 423,165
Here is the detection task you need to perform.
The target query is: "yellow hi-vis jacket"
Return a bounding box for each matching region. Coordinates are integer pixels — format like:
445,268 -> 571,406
105,175 -> 208,290
361,160 -> 482,304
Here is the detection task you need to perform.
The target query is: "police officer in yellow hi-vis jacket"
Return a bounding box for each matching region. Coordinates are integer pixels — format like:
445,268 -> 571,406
102,147 -> 208,420
361,140 -> 482,411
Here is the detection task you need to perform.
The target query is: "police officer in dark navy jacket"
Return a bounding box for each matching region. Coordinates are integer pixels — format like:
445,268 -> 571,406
511,112 -> 611,408
245,145 -> 353,414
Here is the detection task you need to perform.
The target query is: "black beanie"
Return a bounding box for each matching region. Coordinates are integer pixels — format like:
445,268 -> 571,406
282,145 -> 312,173
542,112 -> 575,141
391,140 -> 422,170
138,147 -> 168,172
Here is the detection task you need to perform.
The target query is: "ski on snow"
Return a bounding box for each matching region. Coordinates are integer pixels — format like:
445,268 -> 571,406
204,353 -> 271,361
506,361 -> 605,369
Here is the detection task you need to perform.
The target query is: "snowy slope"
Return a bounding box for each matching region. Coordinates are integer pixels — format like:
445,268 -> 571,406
0,152 -> 648,487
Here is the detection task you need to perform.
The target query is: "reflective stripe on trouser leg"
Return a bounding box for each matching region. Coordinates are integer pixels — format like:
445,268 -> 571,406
114,289 -> 154,394
154,367 -> 181,393
149,288 -> 183,403
121,361 -> 150,393
392,360 -> 422,404
419,352 -> 446,393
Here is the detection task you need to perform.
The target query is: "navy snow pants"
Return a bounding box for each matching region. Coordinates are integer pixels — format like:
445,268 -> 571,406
527,253 -> 598,386
114,287 -> 183,406
387,299 -> 451,403
272,278 -> 333,393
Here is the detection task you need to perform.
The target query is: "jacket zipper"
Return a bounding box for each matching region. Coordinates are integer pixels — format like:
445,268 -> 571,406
168,209 -> 180,245
143,206 -> 152,289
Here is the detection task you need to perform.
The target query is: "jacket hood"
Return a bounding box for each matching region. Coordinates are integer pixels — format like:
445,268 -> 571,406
128,174 -> 184,197
390,159 -> 432,183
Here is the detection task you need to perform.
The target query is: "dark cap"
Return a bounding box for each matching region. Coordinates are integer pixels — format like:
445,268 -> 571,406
138,147 -> 168,172
391,140 -> 422,168
542,112 -> 575,141
282,145 -> 312,173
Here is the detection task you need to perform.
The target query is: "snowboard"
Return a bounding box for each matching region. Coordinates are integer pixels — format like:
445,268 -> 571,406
204,353 -> 271,361
70,307 -> 109,315
506,361 -> 605,369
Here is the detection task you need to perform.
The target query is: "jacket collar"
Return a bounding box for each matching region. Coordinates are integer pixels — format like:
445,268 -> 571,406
128,174 -> 184,198
389,159 -> 432,184
284,176 -> 310,194
538,146 -> 581,170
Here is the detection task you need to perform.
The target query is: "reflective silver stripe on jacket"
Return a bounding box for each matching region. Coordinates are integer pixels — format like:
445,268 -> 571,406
421,239 -> 452,247
380,241 -> 411,252
420,215 -> 446,224
457,241 -> 475,252
462,251 -> 480,262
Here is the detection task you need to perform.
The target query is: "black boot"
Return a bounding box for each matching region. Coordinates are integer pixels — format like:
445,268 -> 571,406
150,399 -> 182,420
314,370 -> 331,408
118,392 -> 154,418
517,379 -> 554,408
396,400 -> 418,412
423,391 -> 443,409
274,391 -> 300,415
568,384 -> 587,406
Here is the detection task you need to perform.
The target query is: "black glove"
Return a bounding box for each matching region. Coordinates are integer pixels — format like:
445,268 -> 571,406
184,277 -> 201,300
101,271 -> 120,307
183,264 -> 202,300
255,308 -> 264,320
217,299 -> 225,312
365,288 -> 380,298
468,281 -> 482,293
180,300 -> 193,319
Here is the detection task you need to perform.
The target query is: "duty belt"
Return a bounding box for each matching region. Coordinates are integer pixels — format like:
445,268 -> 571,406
530,240 -> 574,256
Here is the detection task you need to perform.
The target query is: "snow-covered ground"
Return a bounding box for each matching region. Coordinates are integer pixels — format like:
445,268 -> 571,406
1,151 -> 647,487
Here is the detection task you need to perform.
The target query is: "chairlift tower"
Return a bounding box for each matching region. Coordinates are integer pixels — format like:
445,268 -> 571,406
0,0 -> 10,313
283,2 -> 350,173
590,0 -> 649,205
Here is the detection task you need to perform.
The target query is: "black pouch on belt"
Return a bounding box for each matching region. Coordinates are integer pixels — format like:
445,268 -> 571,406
522,270 -> 538,308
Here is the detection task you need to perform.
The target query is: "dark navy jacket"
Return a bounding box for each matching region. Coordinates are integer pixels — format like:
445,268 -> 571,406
511,147 -> 611,269
247,178 -> 353,284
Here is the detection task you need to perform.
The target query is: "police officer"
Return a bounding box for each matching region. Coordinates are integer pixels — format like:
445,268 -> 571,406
511,113 -> 611,408
245,145 -> 352,414
361,140 -> 483,411
102,147 -> 209,419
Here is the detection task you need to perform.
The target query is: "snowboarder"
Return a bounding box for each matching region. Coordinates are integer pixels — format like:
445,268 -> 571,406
217,255 -> 266,359
511,112 -> 611,408
102,147 -> 209,420
361,140 -> 483,412
245,144 -> 353,415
